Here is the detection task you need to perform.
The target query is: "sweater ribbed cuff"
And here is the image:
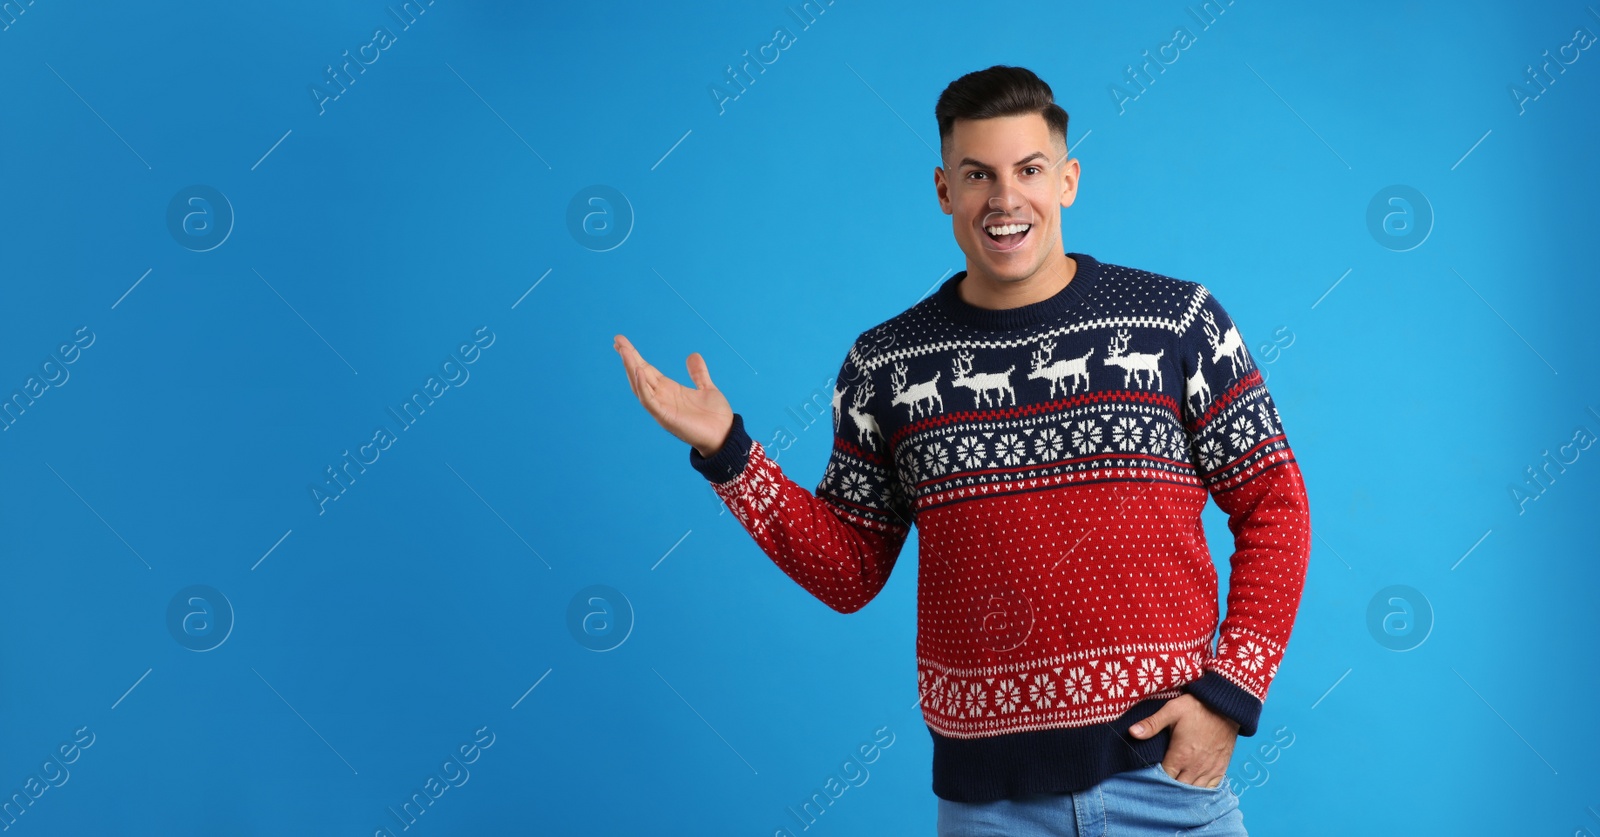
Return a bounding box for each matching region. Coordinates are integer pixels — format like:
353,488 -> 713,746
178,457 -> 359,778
687,412 -> 752,484
1181,669 -> 1262,737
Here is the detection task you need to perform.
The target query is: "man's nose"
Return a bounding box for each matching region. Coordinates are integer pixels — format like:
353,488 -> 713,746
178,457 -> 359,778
988,191 -> 1026,217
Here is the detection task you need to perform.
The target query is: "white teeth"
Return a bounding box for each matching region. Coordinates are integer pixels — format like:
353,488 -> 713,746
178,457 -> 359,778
985,223 -> 1031,236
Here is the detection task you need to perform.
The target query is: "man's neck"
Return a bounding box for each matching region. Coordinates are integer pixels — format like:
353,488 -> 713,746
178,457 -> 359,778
957,251 -> 1077,311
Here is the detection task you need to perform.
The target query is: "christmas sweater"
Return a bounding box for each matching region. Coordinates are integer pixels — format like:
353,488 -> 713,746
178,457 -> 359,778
688,252 -> 1311,802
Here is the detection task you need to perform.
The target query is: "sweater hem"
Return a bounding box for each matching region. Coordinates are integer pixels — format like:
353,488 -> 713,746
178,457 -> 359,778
928,694 -> 1177,802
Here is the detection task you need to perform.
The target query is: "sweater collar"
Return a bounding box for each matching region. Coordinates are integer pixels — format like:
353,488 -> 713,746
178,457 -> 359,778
935,252 -> 1103,331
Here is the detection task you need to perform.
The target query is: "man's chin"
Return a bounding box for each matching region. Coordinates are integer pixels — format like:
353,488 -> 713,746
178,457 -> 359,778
975,252 -> 1038,281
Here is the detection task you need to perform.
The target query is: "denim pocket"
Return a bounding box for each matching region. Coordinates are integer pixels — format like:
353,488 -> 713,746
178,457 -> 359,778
1147,762 -> 1227,792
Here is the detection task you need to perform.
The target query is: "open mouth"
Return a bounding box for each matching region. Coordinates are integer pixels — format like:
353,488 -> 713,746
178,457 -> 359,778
983,222 -> 1031,251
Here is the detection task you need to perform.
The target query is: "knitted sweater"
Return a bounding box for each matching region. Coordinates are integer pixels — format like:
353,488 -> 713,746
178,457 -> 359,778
688,252 -> 1311,803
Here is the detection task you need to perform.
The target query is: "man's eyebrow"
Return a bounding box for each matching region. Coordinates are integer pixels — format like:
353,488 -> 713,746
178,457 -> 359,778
957,151 -> 1050,170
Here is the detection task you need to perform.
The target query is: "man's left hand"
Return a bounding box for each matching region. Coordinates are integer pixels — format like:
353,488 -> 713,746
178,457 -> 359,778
1127,693 -> 1239,789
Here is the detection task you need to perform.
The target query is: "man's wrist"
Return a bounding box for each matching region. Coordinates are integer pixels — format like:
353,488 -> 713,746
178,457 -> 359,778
1180,669 -> 1260,737
695,415 -> 735,458
688,413 -> 752,484
1208,702 -> 1242,734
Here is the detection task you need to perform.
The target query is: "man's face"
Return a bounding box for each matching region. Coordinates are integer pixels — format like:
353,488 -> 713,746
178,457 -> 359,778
935,113 -> 1079,284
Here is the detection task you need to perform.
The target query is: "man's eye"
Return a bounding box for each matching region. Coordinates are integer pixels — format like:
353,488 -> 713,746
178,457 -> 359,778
967,171 -> 988,181
1024,166 -> 1042,175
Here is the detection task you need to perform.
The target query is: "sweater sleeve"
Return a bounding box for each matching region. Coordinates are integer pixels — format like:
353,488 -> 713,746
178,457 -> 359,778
1174,285 -> 1311,737
687,337 -> 914,614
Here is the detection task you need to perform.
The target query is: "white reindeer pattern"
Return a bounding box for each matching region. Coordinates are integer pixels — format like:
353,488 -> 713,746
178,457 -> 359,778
1027,339 -> 1094,398
846,378 -> 882,450
1201,308 -> 1250,379
1184,351 -> 1212,415
952,350 -> 1017,408
1102,329 -> 1165,390
890,361 -> 943,420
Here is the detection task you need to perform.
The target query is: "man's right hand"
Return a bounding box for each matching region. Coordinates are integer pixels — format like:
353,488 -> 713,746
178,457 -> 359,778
613,334 -> 735,458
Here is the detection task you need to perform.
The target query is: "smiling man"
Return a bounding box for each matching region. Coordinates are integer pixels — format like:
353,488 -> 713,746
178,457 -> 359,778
614,65 -> 1309,836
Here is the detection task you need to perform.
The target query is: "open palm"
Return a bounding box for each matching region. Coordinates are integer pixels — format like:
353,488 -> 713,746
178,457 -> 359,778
613,334 -> 734,457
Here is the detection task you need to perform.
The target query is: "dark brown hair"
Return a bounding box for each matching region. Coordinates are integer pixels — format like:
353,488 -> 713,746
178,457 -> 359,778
935,65 -> 1069,163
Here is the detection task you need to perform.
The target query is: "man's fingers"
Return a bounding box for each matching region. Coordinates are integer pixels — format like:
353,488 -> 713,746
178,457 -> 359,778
615,334 -> 692,429
618,344 -> 645,403
616,335 -> 650,375
614,334 -> 637,367
620,350 -> 664,414
1161,760 -> 1219,788
686,352 -> 714,391
615,335 -> 664,405
1130,710 -> 1166,737
634,362 -> 662,409
614,335 -> 638,387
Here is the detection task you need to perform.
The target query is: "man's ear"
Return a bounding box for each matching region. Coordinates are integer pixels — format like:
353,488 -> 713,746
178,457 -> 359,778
1057,157 -> 1080,210
934,167 -> 952,215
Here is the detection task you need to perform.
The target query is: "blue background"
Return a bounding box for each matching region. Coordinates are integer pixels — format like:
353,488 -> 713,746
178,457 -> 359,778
2,0 -> 1597,833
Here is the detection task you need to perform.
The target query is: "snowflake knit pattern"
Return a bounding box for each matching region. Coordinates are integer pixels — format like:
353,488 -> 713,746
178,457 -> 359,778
688,252 -> 1311,803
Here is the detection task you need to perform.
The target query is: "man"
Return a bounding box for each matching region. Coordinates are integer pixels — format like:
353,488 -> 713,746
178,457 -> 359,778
614,65 -> 1309,836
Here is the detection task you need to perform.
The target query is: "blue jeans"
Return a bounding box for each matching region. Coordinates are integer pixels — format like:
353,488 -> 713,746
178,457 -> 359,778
936,762 -> 1247,836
